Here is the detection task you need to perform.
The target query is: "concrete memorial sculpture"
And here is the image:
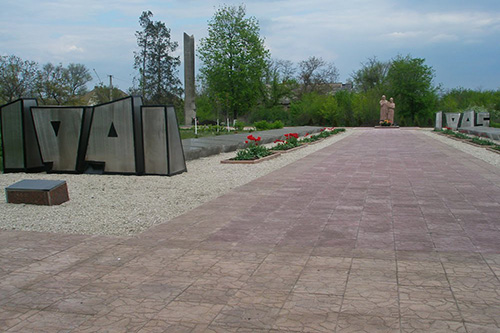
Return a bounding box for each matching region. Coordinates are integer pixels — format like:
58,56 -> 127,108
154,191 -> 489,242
461,110 -> 475,127
86,96 -> 144,174
387,97 -> 396,124
31,106 -> 91,172
0,97 -> 186,176
444,112 -> 461,130
476,112 -> 490,127
184,33 -> 196,126
379,95 -> 388,121
0,99 -> 44,172
142,105 -> 187,175
435,111 -> 443,130
379,95 -> 396,126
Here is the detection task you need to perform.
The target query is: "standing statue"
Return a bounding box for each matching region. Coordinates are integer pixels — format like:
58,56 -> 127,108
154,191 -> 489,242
387,97 -> 395,124
379,95 -> 388,121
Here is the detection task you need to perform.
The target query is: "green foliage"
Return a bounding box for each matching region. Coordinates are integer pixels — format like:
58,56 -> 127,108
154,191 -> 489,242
470,136 -> 494,145
234,144 -> 271,160
249,105 -> 289,123
234,135 -> 271,160
385,55 -> 438,126
253,120 -> 271,130
438,88 -> 500,123
352,56 -> 390,93
134,11 -> 181,104
271,120 -> 284,129
234,120 -> 245,131
0,55 -> 38,104
90,84 -> 127,105
198,4 -> 270,120
288,93 -> 338,126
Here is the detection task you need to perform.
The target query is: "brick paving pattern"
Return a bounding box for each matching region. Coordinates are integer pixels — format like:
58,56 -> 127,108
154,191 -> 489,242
1,129 -> 499,332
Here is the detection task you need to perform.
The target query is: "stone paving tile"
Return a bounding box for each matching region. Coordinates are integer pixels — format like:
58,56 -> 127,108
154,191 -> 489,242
2,129 -> 500,331
400,318 -> 467,332
273,292 -> 342,332
5,310 -> 91,332
335,313 -> 400,332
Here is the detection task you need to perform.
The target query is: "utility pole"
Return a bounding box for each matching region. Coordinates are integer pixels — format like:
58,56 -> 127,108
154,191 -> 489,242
108,75 -> 113,101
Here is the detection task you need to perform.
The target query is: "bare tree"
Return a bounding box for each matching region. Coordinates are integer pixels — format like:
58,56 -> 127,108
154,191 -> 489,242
298,56 -> 339,95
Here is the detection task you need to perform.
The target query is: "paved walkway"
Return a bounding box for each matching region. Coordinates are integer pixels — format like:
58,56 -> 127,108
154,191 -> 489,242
1,129 -> 499,332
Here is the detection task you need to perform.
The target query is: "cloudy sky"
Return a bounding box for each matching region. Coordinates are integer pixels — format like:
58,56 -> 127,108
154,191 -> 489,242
1,0 -> 499,91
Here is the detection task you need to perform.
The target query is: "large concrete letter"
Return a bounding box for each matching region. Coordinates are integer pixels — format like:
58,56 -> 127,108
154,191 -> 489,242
476,112 -> 490,127
184,33 -> 196,126
142,105 -> 187,175
460,110 -> 475,128
445,113 -> 461,130
31,106 -> 89,172
0,99 -> 43,171
435,111 -> 442,130
85,96 -> 143,174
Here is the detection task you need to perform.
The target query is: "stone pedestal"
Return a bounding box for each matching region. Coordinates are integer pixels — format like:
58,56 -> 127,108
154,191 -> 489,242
6,179 -> 69,206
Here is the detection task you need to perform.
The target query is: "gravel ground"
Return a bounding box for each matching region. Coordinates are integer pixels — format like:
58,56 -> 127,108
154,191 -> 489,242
1,128 -> 498,237
0,130 -> 355,236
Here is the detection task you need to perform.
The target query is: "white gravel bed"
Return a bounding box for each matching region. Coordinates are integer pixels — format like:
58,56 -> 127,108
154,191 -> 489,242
0,130 -> 355,236
422,130 -> 500,167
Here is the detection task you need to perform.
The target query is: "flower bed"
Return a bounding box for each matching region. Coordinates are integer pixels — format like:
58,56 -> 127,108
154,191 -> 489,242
223,128 -> 346,163
435,128 -> 500,151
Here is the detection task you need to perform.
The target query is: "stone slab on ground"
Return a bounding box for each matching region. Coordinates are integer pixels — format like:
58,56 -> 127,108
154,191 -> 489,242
0,129 -> 499,332
5,179 -> 69,205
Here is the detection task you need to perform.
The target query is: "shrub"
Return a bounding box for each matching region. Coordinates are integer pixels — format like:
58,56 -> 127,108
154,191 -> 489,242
234,120 -> 245,131
253,120 -> 271,131
271,120 -> 284,129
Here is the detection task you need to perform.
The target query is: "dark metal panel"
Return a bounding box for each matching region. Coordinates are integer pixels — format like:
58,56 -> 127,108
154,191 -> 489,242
22,99 -> 43,169
31,107 -> 84,172
1,100 -> 24,169
142,106 -> 168,175
0,98 -> 43,171
85,97 -> 136,173
132,96 -> 144,174
166,106 -> 187,175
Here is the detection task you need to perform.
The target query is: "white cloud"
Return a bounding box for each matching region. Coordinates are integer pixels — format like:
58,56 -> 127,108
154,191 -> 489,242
1,0 -> 499,89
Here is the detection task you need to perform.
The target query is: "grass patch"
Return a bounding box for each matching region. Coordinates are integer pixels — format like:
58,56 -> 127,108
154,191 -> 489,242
470,136 -> 494,146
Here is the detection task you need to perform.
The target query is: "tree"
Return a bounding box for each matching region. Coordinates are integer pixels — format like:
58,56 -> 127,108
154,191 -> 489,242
386,55 -> 438,126
0,55 -> 38,104
351,56 -> 390,93
35,63 -> 69,105
134,10 -> 182,104
198,4 -> 270,120
262,59 -> 298,107
298,56 -> 339,95
66,63 -> 92,97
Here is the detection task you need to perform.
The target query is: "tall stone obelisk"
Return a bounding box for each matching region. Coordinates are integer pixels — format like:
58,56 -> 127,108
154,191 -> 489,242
184,33 -> 196,126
